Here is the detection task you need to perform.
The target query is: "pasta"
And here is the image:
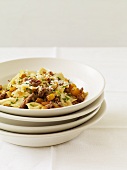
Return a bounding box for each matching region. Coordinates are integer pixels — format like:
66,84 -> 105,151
0,68 -> 88,109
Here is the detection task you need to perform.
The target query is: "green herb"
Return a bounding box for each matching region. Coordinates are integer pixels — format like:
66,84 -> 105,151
10,101 -> 15,104
24,88 -> 32,94
62,96 -> 70,102
52,89 -> 55,92
57,77 -> 61,80
67,93 -> 71,96
30,103 -> 34,107
62,85 -> 67,88
15,98 -> 18,102
23,96 -> 27,99
57,91 -> 61,95
29,89 -> 32,94
68,79 -> 72,84
66,96 -> 70,100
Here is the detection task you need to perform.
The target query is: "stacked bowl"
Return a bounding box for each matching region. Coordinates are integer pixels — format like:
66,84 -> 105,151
0,58 -> 106,147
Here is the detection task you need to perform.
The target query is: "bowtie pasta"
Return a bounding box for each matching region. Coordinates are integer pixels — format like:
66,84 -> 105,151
0,68 -> 88,109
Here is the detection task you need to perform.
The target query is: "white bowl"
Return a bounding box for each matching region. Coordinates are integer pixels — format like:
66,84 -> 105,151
0,106 -> 101,134
0,93 -> 104,126
0,58 -> 105,117
0,101 -> 106,147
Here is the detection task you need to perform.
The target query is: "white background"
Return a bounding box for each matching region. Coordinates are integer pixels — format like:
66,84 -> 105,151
0,0 -> 127,47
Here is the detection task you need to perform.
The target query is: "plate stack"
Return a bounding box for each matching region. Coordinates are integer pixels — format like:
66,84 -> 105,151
0,58 -> 106,147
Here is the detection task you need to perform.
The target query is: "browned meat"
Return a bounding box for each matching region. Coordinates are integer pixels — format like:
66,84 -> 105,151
20,93 -> 36,108
20,101 -> 26,109
0,85 -> 2,90
64,88 -> 70,93
72,100 -> 78,105
36,98 -> 43,103
54,97 -> 60,103
57,102 -> 62,107
26,93 -> 35,103
23,77 -> 28,82
49,71 -> 54,76
23,78 -> 41,87
38,86 -> 53,98
77,94 -> 84,102
80,87 -> 84,93
46,78 -> 51,83
29,78 -> 41,87
38,87 -> 47,98
45,102 -> 54,109
0,92 -> 6,100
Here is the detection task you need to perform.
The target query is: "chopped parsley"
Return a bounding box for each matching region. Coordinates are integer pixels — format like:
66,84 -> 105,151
30,103 -> 34,107
10,98 -> 18,105
18,80 -> 21,84
62,85 -> 67,88
62,96 -> 70,102
15,98 -> 19,102
25,82 -> 29,84
57,77 -> 61,80
56,91 -> 61,96
23,96 -> 27,99
10,101 -> 15,104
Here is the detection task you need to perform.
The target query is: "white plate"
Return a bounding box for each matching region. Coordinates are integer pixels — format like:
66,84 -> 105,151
0,101 -> 106,147
0,106 -> 101,134
0,93 -> 104,126
0,58 -> 105,117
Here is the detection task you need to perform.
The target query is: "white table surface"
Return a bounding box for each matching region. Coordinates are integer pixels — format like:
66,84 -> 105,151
0,47 -> 127,170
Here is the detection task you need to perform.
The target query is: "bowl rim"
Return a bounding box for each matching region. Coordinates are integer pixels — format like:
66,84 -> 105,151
0,57 -> 105,116
0,101 -> 106,138
0,93 -> 104,122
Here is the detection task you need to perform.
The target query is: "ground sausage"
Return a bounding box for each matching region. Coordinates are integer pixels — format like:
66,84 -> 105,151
77,94 -> 84,102
54,97 -> 60,103
29,78 -> 41,87
0,92 -> 6,100
45,102 -> 54,109
38,87 -> 47,98
49,71 -> 54,76
20,93 -> 36,108
0,85 -> 2,90
38,87 -> 53,98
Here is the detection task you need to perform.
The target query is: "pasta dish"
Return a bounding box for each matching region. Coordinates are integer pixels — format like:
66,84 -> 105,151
0,68 -> 88,109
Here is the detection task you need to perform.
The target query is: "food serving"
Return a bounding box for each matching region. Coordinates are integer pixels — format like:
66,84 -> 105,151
0,68 -> 88,109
